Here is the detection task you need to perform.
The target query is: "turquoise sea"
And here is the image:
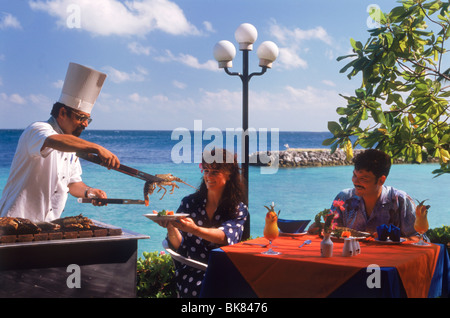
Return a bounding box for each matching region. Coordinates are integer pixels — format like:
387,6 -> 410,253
0,129 -> 449,257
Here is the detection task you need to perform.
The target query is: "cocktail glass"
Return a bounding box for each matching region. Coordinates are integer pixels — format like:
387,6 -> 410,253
413,206 -> 430,246
262,236 -> 281,255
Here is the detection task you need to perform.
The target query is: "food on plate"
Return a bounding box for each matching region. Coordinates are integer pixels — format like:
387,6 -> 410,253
0,217 -> 41,235
341,230 -> 352,238
332,226 -> 370,238
152,209 -> 174,216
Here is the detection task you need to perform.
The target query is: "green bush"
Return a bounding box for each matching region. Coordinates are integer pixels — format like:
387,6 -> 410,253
427,226 -> 450,252
136,251 -> 177,298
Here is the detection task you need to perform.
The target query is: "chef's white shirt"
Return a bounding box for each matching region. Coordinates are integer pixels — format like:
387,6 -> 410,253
0,117 -> 82,222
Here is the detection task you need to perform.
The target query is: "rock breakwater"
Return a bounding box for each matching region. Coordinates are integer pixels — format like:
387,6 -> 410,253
249,148 -> 439,168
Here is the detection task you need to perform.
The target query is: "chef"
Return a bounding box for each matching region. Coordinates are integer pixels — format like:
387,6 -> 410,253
0,62 -> 120,222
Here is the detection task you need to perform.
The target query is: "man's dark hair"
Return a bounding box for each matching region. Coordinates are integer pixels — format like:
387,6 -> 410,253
353,149 -> 391,179
50,102 -> 72,118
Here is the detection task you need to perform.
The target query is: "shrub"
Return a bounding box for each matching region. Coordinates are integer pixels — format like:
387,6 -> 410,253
136,251 -> 177,298
427,226 -> 450,252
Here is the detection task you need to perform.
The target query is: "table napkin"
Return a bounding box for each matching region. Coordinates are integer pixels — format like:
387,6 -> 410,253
377,224 -> 400,242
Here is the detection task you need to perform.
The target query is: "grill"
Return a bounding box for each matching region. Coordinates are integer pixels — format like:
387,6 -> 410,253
0,220 -> 149,298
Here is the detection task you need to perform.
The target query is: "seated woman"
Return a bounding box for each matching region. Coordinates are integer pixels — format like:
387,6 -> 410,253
155,148 -> 248,298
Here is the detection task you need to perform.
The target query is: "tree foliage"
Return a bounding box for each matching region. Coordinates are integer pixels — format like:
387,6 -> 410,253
325,0 -> 450,176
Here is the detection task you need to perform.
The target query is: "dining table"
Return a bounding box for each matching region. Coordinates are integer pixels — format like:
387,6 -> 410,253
199,234 -> 449,298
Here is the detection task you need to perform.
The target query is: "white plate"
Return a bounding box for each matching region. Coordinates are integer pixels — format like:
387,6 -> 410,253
374,238 -> 406,244
143,213 -> 189,221
279,231 -> 307,237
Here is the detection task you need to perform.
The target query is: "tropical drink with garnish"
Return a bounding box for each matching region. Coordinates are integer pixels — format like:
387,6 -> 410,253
262,203 -> 281,255
413,200 -> 431,246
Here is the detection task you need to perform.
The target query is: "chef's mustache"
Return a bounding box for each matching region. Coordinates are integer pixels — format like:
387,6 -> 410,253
73,126 -> 85,137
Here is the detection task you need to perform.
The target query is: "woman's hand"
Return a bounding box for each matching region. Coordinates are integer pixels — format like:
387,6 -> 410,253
173,217 -> 227,245
172,217 -> 198,234
152,219 -> 174,228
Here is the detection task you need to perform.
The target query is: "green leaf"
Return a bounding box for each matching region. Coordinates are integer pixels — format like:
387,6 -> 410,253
336,107 -> 348,115
350,38 -> 363,51
336,54 -> 357,62
389,6 -> 408,23
339,59 -> 357,74
322,137 -> 337,146
328,121 -> 343,136
371,109 -> 387,125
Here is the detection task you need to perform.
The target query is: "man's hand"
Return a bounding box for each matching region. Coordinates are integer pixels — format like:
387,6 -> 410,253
88,188 -> 108,206
96,146 -> 120,170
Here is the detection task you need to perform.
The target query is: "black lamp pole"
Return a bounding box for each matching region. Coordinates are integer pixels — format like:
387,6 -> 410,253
223,50 -> 267,200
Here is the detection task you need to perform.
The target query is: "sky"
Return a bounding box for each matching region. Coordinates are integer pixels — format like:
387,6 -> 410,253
0,0 -> 400,132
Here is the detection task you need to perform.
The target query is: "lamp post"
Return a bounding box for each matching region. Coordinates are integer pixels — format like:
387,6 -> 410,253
213,23 -> 279,202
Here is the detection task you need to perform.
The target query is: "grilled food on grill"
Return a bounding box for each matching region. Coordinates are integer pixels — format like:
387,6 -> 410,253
0,217 -> 41,235
35,222 -> 61,232
51,214 -> 93,230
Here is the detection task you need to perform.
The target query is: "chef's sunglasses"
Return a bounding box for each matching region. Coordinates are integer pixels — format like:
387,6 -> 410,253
67,108 -> 92,124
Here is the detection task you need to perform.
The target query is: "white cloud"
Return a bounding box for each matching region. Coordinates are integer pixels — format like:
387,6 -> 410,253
29,0 -> 202,36
278,47 -> 308,69
128,42 -> 152,56
2,93 -> 27,104
156,50 -> 218,71
172,80 -> 187,89
270,23 -> 333,46
0,13 -> 22,30
52,79 -> 64,89
89,81 -> 345,131
322,80 -> 336,87
102,66 -> 148,83
269,20 -> 334,70
203,21 -> 215,33
129,92 -> 150,103
0,92 -> 51,109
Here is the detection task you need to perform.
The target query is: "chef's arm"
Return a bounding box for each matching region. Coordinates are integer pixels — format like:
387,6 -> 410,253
68,181 -> 107,206
42,134 -> 120,169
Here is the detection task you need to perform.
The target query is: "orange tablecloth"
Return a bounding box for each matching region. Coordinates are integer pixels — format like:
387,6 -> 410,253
221,235 -> 441,298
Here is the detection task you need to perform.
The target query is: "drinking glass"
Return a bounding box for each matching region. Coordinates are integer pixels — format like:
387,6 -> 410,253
262,230 -> 281,255
413,208 -> 430,246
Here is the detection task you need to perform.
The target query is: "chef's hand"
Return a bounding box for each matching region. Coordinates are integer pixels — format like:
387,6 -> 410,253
88,188 -> 108,206
97,146 -> 120,170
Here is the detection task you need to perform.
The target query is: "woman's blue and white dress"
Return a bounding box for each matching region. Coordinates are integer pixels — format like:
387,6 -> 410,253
172,193 -> 248,297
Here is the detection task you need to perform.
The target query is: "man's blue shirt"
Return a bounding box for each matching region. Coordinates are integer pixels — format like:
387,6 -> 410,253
331,186 -> 416,236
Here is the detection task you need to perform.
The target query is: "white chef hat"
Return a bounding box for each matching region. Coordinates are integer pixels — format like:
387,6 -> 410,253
58,62 -> 107,114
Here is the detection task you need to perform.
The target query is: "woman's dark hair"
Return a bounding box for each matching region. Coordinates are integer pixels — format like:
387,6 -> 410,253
196,148 -> 247,220
353,149 -> 391,180
50,102 -> 72,118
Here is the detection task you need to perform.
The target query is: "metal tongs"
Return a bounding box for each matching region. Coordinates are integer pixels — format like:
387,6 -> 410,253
78,198 -> 145,205
76,152 -> 164,183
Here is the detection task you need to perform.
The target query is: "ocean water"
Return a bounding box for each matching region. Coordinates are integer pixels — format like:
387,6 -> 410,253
0,129 -> 449,257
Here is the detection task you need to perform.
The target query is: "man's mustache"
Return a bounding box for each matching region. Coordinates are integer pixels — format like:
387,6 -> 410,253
354,184 -> 365,190
73,126 -> 85,137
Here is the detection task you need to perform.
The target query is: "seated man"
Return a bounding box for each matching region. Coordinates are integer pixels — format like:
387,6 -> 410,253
328,149 -> 416,238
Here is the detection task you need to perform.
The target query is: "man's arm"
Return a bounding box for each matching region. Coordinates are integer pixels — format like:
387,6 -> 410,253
42,134 -> 120,169
68,181 -> 108,206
